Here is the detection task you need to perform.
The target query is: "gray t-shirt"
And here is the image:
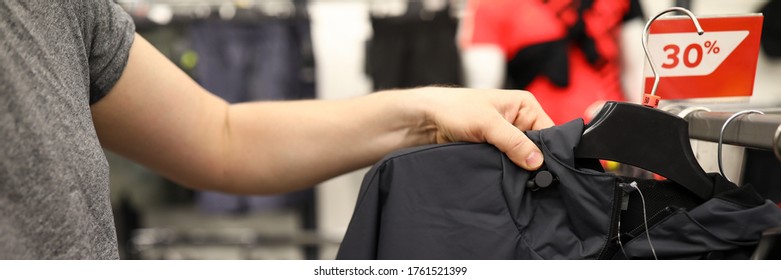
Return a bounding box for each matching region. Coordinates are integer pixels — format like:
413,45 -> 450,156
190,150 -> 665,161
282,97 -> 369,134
0,0 -> 135,259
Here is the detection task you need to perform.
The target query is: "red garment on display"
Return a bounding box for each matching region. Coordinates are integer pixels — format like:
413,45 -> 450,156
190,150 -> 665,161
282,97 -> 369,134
462,0 -> 633,124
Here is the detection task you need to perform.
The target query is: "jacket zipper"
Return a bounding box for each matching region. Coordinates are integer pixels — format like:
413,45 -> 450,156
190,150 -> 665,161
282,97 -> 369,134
600,180 -> 678,259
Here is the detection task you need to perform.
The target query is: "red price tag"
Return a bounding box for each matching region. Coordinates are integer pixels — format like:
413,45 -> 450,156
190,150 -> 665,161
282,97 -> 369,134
643,14 -> 763,99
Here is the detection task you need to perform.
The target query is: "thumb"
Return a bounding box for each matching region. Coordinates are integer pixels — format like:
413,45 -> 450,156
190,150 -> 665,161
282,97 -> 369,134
484,119 -> 544,170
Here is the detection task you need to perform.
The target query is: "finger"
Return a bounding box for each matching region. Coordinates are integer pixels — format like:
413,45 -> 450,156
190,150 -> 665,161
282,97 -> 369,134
514,92 -> 554,130
484,116 -> 543,170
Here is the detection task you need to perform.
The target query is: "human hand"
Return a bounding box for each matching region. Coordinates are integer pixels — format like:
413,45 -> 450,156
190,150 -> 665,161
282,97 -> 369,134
413,87 -> 554,170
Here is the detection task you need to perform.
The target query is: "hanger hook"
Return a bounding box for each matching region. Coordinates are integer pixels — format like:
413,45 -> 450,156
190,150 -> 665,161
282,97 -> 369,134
643,7 -> 704,97
718,110 -> 764,182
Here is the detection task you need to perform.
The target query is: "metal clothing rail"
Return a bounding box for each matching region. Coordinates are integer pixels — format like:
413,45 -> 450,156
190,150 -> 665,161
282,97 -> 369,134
131,228 -> 342,259
684,110 -> 781,160
132,228 -> 342,247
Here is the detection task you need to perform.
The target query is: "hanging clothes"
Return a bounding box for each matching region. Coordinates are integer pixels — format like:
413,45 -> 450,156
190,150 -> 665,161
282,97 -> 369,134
760,0 -> 781,58
191,17 -> 316,103
742,149 -> 781,208
337,120 -> 781,260
461,0 -> 643,124
189,14 -> 317,214
365,2 -> 463,90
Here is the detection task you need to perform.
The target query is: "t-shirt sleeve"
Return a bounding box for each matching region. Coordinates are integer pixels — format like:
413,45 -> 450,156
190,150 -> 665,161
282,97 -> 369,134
87,0 -> 136,104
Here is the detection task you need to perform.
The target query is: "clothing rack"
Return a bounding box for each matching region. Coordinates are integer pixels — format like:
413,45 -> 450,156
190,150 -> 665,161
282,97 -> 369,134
116,0 -> 464,8
132,228 -> 342,259
117,0 -> 312,26
118,0 -> 465,25
680,108 -> 781,160
133,228 -> 341,247
681,107 -> 781,247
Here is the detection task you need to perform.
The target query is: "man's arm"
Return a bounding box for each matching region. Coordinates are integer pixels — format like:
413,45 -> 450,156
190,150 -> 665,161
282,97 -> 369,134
91,34 -> 553,195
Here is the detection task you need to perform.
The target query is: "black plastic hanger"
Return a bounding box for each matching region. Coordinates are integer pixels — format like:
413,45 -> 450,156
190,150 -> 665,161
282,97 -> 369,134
575,7 -> 726,201
575,101 -> 717,200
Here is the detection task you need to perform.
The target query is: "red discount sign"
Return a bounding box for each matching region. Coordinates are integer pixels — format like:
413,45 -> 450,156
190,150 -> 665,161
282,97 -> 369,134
643,14 -> 763,99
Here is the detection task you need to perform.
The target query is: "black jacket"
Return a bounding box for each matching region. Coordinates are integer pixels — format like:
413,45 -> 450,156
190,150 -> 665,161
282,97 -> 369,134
337,120 -> 781,259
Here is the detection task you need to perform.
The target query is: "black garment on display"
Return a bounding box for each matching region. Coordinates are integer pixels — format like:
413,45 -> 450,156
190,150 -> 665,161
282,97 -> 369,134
191,16 -> 316,103
336,120 -> 781,260
505,0 -> 643,89
506,0 -> 598,89
742,149 -> 781,204
760,0 -> 781,58
365,3 -> 463,90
